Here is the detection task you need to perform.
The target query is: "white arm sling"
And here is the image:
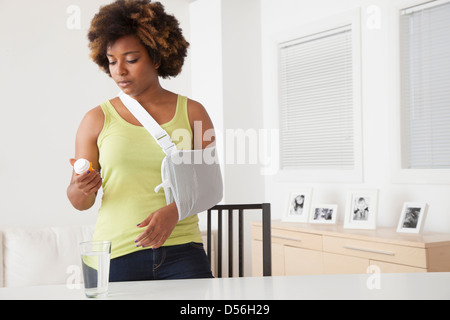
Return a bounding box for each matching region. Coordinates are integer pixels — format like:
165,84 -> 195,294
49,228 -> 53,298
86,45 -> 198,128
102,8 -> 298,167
118,91 -> 223,221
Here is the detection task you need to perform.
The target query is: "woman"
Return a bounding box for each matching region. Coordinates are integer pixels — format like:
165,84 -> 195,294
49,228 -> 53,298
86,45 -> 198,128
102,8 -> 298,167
67,0 -> 215,281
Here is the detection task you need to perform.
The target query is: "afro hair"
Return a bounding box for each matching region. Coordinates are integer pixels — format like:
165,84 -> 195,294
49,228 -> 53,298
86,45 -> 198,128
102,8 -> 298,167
87,0 -> 189,79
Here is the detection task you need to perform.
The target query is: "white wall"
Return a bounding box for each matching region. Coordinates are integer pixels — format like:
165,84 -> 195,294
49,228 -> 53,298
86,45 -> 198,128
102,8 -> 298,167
261,0 -> 450,233
190,0 -> 265,205
0,0 -> 192,228
220,0 -> 265,204
189,0 -> 224,203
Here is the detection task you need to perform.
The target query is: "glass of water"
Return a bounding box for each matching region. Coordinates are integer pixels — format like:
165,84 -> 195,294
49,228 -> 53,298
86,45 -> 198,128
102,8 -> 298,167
79,241 -> 111,298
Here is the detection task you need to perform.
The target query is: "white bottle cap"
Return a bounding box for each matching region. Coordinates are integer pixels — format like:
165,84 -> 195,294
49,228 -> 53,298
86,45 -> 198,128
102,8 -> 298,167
74,159 -> 91,175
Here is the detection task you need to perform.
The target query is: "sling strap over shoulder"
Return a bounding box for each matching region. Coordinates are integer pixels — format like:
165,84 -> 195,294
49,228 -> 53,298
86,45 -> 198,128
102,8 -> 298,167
118,91 -> 223,221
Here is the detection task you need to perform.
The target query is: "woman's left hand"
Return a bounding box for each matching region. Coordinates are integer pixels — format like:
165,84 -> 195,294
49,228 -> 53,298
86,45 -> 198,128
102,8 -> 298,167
135,203 -> 179,249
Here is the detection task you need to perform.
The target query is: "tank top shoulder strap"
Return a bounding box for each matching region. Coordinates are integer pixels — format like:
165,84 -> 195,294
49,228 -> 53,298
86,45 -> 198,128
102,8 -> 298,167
173,95 -> 191,131
100,100 -> 118,121
98,100 -> 120,148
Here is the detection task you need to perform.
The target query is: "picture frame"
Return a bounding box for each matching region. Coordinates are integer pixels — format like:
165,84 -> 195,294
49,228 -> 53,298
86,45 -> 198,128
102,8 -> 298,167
344,189 -> 378,230
397,203 -> 428,234
309,204 -> 338,224
283,189 -> 313,223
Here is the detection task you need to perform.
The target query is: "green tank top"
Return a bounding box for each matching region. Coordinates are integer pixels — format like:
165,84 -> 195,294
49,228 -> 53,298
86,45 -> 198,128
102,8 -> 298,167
94,95 -> 202,260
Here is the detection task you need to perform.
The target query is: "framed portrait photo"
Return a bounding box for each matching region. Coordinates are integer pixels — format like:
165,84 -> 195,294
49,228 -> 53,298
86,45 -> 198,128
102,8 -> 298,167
344,189 -> 378,230
283,189 -> 313,223
309,205 -> 337,224
397,203 -> 428,234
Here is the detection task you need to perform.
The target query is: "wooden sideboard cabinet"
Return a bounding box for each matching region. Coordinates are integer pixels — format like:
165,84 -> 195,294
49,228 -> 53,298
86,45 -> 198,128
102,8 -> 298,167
251,220 -> 450,276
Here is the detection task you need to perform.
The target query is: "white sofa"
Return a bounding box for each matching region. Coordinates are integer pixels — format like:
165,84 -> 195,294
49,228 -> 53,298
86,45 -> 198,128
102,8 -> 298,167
0,225 -> 216,288
0,225 -> 94,288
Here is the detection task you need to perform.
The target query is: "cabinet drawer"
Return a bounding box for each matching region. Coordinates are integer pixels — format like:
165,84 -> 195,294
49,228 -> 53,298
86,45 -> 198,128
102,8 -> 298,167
323,252 -> 369,274
272,228 -> 322,251
323,236 -> 427,268
370,261 -> 426,273
284,246 -> 323,275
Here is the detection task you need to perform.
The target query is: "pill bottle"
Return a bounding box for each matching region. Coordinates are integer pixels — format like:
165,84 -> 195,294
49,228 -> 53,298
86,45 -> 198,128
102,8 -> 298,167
74,159 -> 94,175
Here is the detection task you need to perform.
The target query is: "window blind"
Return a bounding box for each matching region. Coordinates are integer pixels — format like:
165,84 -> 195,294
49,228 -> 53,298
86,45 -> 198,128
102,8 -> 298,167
279,26 -> 354,170
400,0 -> 450,169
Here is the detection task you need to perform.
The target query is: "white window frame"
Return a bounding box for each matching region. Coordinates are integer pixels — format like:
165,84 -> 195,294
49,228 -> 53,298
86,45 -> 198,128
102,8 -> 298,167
390,0 -> 450,185
269,9 -> 363,183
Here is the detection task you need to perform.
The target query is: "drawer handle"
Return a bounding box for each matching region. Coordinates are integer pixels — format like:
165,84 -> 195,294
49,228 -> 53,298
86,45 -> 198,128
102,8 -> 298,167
273,235 -> 302,242
343,245 -> 395,256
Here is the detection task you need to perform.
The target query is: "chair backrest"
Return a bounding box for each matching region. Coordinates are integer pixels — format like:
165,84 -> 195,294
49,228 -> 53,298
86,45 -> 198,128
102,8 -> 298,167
207,203 -> 271,278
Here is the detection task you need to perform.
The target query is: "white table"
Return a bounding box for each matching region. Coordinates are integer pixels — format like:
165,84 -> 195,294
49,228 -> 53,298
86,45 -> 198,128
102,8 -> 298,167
0,273 -> 449,300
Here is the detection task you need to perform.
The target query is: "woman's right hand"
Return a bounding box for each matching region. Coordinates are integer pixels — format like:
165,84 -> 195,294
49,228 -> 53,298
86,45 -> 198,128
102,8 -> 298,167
69,158 -> 102,196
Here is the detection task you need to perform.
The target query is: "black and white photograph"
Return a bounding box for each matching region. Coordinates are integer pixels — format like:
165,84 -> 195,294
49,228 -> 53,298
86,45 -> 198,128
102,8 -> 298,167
309,205 -> 337,224
283,189 -> 313,223
397,203 -> 428,234
351,196 -> 370,221
344,189 -> 378,230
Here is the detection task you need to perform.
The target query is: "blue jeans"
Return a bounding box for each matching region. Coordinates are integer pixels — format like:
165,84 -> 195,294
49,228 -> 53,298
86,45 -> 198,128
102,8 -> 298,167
108,242 -> 214,282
